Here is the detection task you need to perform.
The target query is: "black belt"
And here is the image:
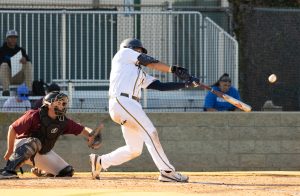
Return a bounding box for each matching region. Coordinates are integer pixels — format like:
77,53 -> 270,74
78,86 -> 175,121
120,93 -> 140,102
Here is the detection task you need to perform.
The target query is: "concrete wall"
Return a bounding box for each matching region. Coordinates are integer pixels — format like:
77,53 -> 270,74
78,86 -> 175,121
1,112 -> 300,172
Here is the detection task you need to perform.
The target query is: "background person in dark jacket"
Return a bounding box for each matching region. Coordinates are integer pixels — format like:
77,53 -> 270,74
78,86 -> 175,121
0,30 -> 32,96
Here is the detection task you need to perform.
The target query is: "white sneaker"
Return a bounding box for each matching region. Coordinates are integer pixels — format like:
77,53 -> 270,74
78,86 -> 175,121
158,170 -> 189,183
89,154 -> 102,180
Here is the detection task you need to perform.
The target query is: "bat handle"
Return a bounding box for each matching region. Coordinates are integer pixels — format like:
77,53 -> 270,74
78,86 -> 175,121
193,81 -> 211,91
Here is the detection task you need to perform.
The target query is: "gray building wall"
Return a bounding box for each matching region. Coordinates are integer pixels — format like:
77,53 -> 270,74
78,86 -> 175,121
1,112 -> 300,172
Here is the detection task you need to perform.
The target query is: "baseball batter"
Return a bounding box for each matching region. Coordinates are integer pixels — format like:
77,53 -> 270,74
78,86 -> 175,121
0,91 -> 102,179
90,38 -> 198,182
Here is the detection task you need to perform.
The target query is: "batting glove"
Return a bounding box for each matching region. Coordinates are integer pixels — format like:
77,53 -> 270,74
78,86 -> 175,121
185,77 -> 200,88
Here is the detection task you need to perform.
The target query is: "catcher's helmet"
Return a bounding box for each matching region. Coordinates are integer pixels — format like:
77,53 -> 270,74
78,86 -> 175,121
43,91 -> 68,121
120,38 -> 147,54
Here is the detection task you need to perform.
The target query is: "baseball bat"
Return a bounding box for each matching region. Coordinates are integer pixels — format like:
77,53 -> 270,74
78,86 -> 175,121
193,81 -> 252,112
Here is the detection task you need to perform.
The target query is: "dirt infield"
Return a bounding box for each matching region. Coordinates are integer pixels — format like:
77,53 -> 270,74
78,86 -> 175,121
1,172 -> 300,195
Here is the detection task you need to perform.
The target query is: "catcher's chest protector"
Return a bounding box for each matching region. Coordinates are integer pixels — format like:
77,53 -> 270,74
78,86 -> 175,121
31,108 -> 67,154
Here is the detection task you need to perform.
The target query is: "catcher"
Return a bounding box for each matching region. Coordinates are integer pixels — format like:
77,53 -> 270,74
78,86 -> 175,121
0,91 -> 103,179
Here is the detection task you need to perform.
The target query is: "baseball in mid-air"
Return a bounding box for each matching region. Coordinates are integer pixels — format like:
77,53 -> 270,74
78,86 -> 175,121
268,74 -> 277,83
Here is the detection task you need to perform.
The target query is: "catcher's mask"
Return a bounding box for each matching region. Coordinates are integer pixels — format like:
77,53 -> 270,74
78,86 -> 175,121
43,91 -> 68,121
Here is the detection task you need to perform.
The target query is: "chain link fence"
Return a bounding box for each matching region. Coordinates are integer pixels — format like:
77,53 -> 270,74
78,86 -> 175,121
0,1 -> 237,112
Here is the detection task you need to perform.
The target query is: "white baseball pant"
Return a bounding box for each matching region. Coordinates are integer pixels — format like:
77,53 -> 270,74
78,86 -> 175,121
14,138 -> 69,175
101,96 -> 175,171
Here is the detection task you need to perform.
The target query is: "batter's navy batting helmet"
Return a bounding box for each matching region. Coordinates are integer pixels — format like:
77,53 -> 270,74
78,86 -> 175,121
120,38 -> 147,54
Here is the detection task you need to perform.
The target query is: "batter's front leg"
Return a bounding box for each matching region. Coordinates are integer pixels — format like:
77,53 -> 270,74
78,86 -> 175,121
135,115 -> 189,182
100,125 -> 144,170
140,125 -> 175,172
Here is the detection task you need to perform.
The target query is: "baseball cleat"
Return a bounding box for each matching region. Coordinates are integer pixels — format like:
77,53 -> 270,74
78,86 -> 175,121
89,154 -> 102,180
0,170 -> 19,180
158,170 -> 189,183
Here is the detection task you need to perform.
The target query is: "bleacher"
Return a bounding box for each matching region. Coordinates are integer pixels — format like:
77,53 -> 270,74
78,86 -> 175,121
0,89 -> 205,113
66,89 -> 205,113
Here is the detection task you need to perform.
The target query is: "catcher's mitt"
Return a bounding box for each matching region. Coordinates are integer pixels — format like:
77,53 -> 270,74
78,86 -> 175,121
171,66 -> 191,81
87,124 -> 103,150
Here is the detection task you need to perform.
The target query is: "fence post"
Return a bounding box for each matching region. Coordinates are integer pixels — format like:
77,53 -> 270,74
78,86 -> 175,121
68,80 -> 73,108
167,2 -> 173,82
218,31 -> 225,77
61,10 -> 66,82
143,89 -> 148,109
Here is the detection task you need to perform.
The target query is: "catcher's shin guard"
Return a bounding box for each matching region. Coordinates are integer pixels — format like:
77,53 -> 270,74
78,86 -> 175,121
5,137 -> 41,171
89,154 -> 101,180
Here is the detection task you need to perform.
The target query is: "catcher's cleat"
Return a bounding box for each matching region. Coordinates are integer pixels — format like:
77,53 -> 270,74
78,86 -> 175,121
89,154 -> 102,180
158,170 -> 189,183
0,170 -> 19,179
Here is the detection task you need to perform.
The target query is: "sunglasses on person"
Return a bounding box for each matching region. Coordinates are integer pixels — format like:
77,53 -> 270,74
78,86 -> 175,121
19,93 -> 29,97
220,78 -> 231,82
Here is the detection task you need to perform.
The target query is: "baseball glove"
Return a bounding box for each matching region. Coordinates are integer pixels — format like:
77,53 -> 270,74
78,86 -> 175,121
87,124 -> 103,150
171,66 -> 191,81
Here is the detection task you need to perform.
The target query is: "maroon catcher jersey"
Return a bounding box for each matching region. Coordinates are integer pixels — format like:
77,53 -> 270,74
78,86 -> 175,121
11,109 -> 84,139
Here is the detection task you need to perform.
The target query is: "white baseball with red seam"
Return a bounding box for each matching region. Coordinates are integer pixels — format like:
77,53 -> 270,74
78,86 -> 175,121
268,74 -> 277,83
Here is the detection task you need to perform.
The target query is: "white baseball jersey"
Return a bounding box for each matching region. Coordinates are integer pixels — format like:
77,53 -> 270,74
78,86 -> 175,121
109,48 -> 156,99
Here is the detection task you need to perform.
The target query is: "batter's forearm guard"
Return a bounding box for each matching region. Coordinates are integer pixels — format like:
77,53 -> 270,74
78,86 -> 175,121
136,53 -> 159,66
147,80 -> 185,91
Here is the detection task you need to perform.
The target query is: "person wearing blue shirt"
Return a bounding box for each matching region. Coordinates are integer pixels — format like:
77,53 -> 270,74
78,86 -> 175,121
204,73 -> 241,111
